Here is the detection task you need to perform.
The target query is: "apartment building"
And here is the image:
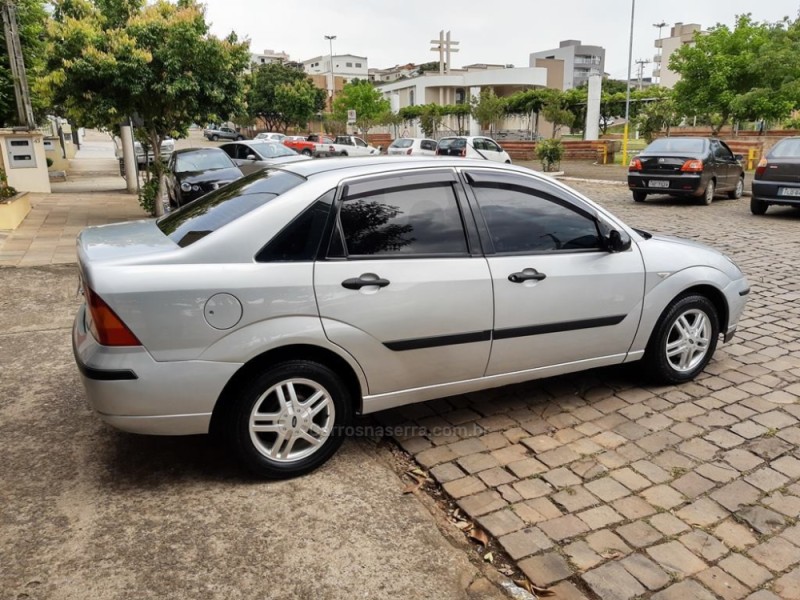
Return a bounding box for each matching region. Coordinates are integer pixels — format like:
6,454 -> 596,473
529,40 -> 605,90
653,23 -> 703,88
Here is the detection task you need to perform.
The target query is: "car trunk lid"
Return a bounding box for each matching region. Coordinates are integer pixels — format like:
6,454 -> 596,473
761,158 -> 800,182
638,153 -> 697,175
77,220 -> 178,267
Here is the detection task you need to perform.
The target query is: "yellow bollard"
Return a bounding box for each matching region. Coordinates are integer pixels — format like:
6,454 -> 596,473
747,148 -> 757,171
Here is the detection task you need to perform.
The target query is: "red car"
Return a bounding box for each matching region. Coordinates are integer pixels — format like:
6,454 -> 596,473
283,135 -> 335,157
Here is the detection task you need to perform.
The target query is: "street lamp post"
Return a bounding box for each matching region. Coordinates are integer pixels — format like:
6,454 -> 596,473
622,0 -> 636,167
653,21 -> 667,84
324,35 -> 336,109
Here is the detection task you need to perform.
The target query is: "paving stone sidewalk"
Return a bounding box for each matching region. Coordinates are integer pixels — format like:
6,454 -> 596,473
383,183 -> 800,600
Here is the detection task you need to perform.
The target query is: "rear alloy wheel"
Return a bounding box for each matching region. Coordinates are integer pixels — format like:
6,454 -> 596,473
211,134 -> 219,141
228,360 -> 352,479
644,294 -> 719,384
702,179 -> 715,205
728,177 -> 744,199
301,149 -> 312,156
632,190 -> 647,203
751,197 -> 768,215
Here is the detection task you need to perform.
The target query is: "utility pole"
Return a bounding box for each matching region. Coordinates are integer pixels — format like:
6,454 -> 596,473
635,58 -> 651,90
653,21 -> 666,84
622,0 -> 636,166
324,34 -> 336,110
1,0 -> 35,128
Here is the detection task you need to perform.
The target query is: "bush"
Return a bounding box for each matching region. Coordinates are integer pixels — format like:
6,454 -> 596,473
536,139 -> 564,172
46,157 -> 54,168
138,177 -> 159,216
0,169 -> 17,199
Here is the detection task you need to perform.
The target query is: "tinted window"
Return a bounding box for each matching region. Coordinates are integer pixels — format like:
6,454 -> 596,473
770,139 -> 800,158
338,183 -> 467,256
391,139 -> 414,148
176,149 -> 235,172
257,190 -> 334,262
472,182 -> 601,253
157,169 -> 304,247
484,139 -> 501,152
438,138 -> 466,150
248,142 -> 296,158
644,138 -> 706,154
421,140 -> 437,151
355,138 -> 368,147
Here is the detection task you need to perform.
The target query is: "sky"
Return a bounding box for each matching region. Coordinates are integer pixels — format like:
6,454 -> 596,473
204,0 -> 800,79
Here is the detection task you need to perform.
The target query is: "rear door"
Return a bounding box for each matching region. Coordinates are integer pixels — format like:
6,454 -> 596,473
314,169 -> 493,395
463,169 -> 645,376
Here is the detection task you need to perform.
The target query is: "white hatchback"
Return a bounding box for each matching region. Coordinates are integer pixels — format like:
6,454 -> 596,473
387,138 -> 438,156
436,136 -> 512,163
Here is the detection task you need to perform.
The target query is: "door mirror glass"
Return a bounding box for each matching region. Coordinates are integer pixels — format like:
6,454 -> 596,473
734,154 -> 744,162
607,229 -> 631,252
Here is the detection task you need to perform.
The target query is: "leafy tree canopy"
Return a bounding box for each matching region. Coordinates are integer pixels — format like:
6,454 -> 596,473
332,79 -> 390,137
247,62 -> 325,132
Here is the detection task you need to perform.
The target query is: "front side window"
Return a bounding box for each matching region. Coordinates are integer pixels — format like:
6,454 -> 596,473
470,177 -> 602,253
336,182 -> 468,257
355,138 -> 368,147
421,140 -> 436,151
483,139 -> 501,152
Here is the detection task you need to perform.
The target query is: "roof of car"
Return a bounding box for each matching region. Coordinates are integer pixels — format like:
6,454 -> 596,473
276,156 -> 527,179
174,147 -> 226,156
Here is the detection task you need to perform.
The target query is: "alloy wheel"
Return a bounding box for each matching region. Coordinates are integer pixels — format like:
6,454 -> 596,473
665,308 -> 712,373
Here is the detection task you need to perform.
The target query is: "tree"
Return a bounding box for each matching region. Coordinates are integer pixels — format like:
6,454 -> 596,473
542,100 -> 574,138
470,87 -> 505,136
635,93 -> 680,142
332,79 -> 390,139
247,62 -> 323,132
43,0 -> 250,215
670,15 -> 775,134
505,88 -> 557,138
0,0 -> 48,127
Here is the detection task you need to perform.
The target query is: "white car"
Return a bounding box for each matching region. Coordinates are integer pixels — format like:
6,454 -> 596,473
330,135 -> 380,156
436,136 -> 512,163
255,132 -> 286,142
387,138 -> 437,156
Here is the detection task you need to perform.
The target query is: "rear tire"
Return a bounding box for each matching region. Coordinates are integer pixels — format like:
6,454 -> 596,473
211,134 -> 219,141
633,190 -> 647,203
728,177 -> 744,199
226,360 -> 352,479
340,150 -> 348,156
644,294 -> 719,384
750,197 -> 768,215
301,149 -> 312,156
236,135 -> 245,141
702,179 -> 715,205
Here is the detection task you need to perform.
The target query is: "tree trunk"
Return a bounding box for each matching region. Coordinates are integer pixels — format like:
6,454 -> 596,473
149,132 -> 165,217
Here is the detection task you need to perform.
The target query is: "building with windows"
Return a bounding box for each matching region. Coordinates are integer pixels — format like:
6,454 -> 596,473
302,54 -> 369,88
529,40 -> 605,90
653,23 -> 703,88
250,49 -> 290,67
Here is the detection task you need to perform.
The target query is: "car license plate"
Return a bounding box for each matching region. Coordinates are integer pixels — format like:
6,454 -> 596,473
648,180 -> 670,188
778,187 -> 800,197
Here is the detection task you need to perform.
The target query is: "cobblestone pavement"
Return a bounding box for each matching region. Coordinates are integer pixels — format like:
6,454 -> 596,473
383,185 -> 800,600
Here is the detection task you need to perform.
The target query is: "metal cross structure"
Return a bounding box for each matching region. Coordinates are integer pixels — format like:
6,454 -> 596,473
1,0 -> 35,128
430,30 -> 459,75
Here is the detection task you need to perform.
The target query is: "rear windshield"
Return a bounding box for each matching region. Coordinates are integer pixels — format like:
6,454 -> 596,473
391,139 -> 414,148
176,149 -> 233,173
157,169 -> 304,247
644,138 -> 706,154
250,142 -> 296,158
769,138 -> 800,158
439,138 -> 466,149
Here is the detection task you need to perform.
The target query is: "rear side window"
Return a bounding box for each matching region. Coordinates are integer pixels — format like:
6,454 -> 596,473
336,182 -> 468,257
158,169 -> 304,247
421,140 -> 437,151
257,190 -> 335,262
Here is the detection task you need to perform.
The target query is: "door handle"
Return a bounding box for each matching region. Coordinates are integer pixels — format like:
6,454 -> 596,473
342,276 -> 391,290
508,269 -> 547,283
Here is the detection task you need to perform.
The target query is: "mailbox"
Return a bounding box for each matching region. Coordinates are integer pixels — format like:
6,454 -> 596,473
6,138 -> 37,169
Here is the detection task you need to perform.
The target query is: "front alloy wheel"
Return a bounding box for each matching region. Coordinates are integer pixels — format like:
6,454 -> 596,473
228,360 -> 352,478
645,295 -> 719,383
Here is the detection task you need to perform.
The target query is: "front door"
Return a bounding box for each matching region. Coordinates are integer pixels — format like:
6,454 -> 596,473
314,169 -> 493,395
463,169 -> 645,376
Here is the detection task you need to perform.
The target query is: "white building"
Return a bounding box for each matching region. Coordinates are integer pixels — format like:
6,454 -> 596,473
529,40 -> 606,90
376,65 -> 548,137
653,23 -> 703,88
250,48 -> 290,67
302,54 -> 369,91
369,64 -> 418,83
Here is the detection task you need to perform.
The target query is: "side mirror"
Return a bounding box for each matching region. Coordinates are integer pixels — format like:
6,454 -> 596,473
246,154 -> 257,161
607,229 -> 631,253
734,154 -> 744,162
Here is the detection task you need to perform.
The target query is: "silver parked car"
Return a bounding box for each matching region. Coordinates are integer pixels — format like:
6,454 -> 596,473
387,137 -> 438,156
73,158 -> 749,478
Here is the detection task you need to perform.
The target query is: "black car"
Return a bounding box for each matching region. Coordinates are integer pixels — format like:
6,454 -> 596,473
166,148 -> 244,208
751,137 -> 800,215
627,137 -> 744,205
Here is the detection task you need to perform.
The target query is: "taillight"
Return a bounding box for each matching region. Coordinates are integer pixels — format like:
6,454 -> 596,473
407,148 -> 412,155
680,159 -> 704,172
460,148 -> 466,157
85,287 -> 141,346
629,158 -> 642,171
436,149 -> 441,155
756,157 -> 768,177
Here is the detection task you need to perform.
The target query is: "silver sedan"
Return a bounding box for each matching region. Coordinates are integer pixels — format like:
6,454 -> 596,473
72,157 -> 749,478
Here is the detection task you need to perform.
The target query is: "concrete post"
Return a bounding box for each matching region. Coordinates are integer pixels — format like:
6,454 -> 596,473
585,75 -> 601,141
119,124 -> 138,194
469,86 -> 481,136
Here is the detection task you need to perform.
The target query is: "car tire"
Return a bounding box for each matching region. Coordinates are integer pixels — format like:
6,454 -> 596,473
227,360 -> 352,479
340,150 -> 348,156
301,149 -> 312,156
728,177 -> 744,199
751,197 -> 768,215
644,294 -> 719,384
702,179 -> 715,205
505,160 -> 512,164
211,135 -> 219,141
236,135 -> 244,141
632,190 -> 647,203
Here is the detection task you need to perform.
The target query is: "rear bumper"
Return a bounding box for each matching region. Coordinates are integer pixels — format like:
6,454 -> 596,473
72,304 -> 241,435
752,180 -> 800,205
628,173 -> 704,196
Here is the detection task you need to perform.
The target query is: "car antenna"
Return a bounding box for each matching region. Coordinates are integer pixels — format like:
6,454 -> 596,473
467,139 -> 490,161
